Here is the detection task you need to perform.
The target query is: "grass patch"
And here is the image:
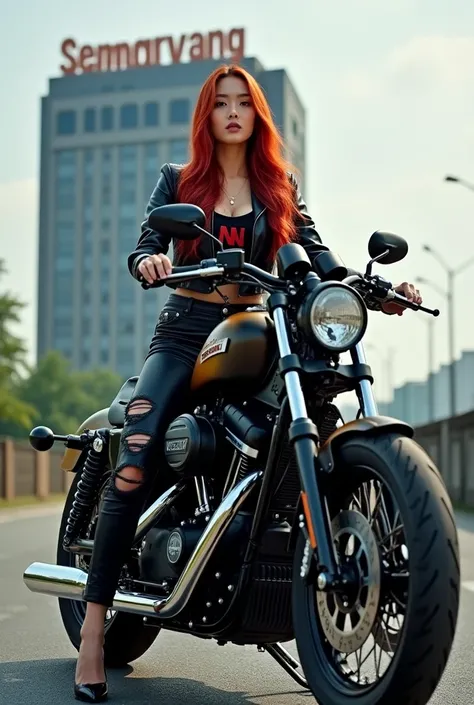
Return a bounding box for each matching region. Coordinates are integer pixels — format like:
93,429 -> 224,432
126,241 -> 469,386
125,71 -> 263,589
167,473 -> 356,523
0,493 -> 66,509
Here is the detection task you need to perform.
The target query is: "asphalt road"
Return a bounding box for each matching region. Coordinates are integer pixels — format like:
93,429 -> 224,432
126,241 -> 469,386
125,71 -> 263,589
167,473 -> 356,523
1,504 -> 473,705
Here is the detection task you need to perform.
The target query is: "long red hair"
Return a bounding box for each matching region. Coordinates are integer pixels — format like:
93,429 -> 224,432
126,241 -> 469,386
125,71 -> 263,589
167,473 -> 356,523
176,65 -> 301,261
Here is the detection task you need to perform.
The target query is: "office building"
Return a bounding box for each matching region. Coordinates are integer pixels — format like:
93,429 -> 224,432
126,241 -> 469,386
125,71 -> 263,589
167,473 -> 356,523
37,40 -> 306,379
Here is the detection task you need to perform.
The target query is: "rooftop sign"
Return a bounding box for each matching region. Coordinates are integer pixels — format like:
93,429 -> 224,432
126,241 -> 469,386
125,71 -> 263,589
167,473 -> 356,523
60,28 -> 245,75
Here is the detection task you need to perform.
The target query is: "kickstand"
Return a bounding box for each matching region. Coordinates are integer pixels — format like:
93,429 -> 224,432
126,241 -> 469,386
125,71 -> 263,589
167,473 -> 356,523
263,643 -> 309,689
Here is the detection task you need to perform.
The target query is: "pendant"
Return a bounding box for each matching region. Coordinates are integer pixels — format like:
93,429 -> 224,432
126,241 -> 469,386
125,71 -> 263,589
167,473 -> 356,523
230,198 -> 235,205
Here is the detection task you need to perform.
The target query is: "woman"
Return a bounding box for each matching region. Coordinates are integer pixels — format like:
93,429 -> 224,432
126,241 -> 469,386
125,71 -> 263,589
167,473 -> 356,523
74,64 -> 421,702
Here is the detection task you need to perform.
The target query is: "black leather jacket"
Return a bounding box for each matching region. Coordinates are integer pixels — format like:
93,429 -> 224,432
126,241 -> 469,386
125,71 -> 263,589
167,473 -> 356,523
128,163 -> 330,296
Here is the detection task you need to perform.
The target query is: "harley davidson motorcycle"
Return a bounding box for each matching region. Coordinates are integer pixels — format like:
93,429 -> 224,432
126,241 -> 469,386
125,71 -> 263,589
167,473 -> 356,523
24,204 -> 460,705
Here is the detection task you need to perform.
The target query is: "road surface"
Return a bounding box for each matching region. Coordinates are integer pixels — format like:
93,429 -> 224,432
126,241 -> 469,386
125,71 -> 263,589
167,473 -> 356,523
0,504 -> 473,704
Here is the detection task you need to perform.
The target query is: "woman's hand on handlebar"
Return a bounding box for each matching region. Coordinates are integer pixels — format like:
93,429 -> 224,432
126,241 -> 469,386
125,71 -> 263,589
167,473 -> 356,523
138,254 -> 172,284
382,281 -> 422,316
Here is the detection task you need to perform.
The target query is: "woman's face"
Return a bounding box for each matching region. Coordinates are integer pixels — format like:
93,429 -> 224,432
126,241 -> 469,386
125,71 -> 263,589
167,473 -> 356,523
210,75 -> 256,145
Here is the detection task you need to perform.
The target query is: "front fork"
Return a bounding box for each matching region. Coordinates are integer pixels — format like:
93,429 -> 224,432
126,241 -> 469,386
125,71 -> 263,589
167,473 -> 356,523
351,343 -> 379,418
271,299 -> 377,590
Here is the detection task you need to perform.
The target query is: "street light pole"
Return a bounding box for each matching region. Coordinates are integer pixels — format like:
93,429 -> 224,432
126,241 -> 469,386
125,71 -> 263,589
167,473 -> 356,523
366,343 -> 394,403
427,317 -> 435,422
421,247 -> 474,418
445,174 -> 474,192
447,269 -> 455,418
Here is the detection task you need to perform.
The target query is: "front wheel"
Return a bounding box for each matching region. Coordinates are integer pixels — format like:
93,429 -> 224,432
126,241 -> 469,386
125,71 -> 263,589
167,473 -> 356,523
292,432 -> 460,705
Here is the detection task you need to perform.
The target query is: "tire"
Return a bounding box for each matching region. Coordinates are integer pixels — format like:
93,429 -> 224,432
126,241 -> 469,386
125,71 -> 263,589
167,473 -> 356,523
56,468 -> 160,667
292,432 -> 460,705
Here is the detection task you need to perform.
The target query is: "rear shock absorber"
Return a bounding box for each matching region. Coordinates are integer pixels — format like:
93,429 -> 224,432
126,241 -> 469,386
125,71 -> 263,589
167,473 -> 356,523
62,430 -> 109,550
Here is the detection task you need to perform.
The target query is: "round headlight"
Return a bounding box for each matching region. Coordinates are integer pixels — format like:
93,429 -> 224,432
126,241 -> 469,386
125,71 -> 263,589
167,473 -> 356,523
309,285 -> 367,352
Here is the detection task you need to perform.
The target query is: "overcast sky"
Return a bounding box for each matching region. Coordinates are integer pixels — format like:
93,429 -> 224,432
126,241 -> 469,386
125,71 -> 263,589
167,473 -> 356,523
1,0 -> 473,399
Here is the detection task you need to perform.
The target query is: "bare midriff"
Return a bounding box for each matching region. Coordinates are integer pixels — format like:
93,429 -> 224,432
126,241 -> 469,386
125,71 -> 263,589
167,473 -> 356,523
175,283 -> 263,306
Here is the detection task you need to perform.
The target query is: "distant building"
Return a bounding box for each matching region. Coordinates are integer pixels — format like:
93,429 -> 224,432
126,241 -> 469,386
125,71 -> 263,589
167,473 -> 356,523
36,28 -> 307,379
379,350 -> 474,425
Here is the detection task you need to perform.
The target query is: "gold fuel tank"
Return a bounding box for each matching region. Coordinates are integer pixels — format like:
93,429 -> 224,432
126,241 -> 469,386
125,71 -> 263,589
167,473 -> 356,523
190,310 -> 277,400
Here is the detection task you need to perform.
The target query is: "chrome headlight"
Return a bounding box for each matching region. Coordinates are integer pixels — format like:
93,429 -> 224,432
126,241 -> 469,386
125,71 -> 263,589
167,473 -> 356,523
306,284 -> 367,352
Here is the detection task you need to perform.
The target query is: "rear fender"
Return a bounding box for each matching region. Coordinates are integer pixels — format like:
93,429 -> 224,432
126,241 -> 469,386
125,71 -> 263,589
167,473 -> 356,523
60,408 -> 113,472
288,416 -> 413,550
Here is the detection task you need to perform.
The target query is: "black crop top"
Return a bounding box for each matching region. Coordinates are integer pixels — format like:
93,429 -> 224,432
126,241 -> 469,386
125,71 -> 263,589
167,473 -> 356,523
213,210 -> 255,261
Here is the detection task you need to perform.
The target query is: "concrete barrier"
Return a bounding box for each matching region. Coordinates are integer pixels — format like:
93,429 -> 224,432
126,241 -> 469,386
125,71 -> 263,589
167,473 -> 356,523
414,410 -> 474,508
2,410 -> 474,508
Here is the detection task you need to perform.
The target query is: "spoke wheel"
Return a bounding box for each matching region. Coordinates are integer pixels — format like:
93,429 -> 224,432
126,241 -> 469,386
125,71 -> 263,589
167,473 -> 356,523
292,433 -> 460,705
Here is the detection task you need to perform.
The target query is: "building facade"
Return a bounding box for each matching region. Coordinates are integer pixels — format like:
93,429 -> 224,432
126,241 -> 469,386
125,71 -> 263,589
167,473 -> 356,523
37,56 -> 307,379
379,350 -> 474,426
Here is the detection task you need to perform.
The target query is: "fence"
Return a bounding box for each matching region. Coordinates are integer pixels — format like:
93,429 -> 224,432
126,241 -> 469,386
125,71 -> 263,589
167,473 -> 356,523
413,409 -> 474,508
2,410 -> 474,507
0,439 -> 73,501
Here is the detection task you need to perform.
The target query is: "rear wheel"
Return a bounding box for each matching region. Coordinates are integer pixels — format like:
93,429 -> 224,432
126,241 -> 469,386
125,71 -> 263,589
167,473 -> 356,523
57,467 -> 160,667
292,432 -> 460,705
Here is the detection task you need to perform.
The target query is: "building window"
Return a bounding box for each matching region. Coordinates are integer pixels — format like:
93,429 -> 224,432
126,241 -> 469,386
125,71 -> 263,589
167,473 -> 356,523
143,143 -> 159,201
84,148 -> 94,174
57,110 -> 76,135
101,184 -> 111,204
120,103 -> 138,129
144,102 -> 159,127
56,223 -> 75,256
56,178 -> 76,210
84,108 -> 96,133
169,99 -> 190,125
101,106 -> 114,131
169,139 -> 188,164
53,316 -> 73,340
292,118 -> 298,137
54,272 -> 74,306
119,144 -> 137,168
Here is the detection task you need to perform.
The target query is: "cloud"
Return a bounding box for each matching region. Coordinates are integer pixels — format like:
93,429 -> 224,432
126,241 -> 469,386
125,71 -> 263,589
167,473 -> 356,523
342,36 -> 474,99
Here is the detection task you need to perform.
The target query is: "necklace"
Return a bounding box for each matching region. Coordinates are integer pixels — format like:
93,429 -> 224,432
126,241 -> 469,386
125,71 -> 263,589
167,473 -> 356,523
222,178 -> 248,206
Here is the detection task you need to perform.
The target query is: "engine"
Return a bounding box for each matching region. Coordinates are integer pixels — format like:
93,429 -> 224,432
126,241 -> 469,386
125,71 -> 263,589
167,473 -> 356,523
140,400 -> 340,641
163,401 -> 272,486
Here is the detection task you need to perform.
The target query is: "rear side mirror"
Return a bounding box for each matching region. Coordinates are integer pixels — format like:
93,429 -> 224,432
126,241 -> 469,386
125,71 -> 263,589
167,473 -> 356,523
368,231 -> 408,265
147,204 -> 205,240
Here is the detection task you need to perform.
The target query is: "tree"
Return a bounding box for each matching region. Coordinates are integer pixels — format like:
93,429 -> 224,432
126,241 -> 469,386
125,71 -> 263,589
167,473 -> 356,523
15,352 -> 123,435
0,260 -> 35,430
75,368 -> 123,421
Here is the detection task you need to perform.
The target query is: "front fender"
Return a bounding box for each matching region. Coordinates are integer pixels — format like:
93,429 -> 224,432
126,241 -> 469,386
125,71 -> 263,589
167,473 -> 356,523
288,415 -> 413,550
318,415 -> 414,472
60,408 -> 112,472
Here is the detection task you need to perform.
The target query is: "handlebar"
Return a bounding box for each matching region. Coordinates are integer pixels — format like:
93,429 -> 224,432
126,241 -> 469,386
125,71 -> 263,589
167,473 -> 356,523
386,290 -> 440,317
343,274 -> 440,317
141,263 -> 226,289
140,256 -> 439,317
140,258 -> 286,291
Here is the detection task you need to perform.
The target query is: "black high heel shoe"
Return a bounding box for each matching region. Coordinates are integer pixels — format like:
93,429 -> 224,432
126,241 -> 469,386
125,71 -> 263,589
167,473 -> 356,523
74,680 -> 108,702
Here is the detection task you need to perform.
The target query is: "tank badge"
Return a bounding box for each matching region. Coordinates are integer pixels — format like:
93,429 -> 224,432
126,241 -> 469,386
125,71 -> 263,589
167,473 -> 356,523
200,337 -> 230,363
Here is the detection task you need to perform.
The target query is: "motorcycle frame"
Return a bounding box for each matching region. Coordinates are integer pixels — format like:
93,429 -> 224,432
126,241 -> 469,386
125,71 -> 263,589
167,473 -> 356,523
67,290 -> 382,592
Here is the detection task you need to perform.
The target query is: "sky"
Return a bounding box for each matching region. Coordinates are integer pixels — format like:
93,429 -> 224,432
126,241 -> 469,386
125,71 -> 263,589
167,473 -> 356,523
1,0 -> 474,401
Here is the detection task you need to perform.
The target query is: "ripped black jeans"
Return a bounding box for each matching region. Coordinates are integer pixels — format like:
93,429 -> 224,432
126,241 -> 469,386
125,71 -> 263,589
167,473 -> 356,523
84,293 -> 254,607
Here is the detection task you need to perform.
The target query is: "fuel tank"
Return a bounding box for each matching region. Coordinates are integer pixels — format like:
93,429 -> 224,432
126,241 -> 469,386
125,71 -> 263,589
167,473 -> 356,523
191,311 -> 277,400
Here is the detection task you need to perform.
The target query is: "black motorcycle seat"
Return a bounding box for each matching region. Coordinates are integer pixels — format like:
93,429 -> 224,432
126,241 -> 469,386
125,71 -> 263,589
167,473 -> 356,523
108,376 -> 139,427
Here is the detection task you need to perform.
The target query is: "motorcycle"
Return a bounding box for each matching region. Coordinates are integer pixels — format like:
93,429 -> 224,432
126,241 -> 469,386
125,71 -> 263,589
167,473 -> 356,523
24,203 -> 460,705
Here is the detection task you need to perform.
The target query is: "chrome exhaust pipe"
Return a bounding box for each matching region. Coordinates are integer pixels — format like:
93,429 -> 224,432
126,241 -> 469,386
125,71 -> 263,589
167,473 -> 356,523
23,562 -> 158,615
23,471 -> 262,619
154,470 -> 262,618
